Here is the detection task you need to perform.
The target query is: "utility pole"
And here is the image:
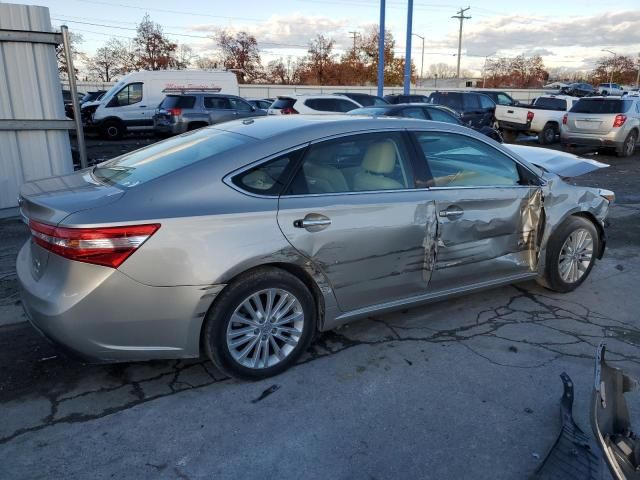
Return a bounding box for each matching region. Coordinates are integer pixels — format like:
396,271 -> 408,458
636,52 -> 640,89
349,31 -> 359,64
403,0 -> 413,94
452,6 -> 471,84
377,0 -> 385,97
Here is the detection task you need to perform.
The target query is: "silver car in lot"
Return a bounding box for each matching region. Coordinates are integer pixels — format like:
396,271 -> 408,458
153,93 -> 266,136
17,116 -> 613,379
561,96 -> 640,157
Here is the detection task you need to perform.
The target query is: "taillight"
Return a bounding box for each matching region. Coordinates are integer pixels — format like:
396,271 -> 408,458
29,220 -> 160,269
281,107 -> 298,115
167,108 -> 182,116
613,114 -> 626,128
526,111 -> 534,122
562,113 -> 568,125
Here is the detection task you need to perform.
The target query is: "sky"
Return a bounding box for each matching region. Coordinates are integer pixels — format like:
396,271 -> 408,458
21,0 -> 640,76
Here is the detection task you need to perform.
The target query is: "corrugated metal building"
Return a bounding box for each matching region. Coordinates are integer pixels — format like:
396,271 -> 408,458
0,3 -> 73,215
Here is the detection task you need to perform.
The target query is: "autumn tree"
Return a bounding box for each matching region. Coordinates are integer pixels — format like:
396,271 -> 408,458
591,55 -> 639,85
301,35 -> 337,84
357,26 -> 409,86
134,14 -> 179,70
266,58 -> 303,85
484,55 -> 549,88
217,30 -> 262,83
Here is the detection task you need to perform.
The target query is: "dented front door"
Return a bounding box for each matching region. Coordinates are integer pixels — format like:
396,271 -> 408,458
427,186 -> 543,291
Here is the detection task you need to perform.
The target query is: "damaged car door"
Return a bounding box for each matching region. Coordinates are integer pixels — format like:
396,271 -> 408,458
411,131 -> 544,290
277,131 -> 438,313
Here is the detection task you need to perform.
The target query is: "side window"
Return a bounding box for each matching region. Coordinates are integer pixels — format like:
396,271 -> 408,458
400,107 -> 427,119
204,97 -> 231,109
305,99 -> 335,111
479,95 -> 494,110
497,93 -> 512,105
287,132 -> 414,195
232,151 -> 301,196
425,108 -> 458,124
230,98 -> 253,112
436,93 -> 463,111
414,132 -> 522,187
111,83 -> 143,107
334,99 -> 358,112
463,94 -> 481,110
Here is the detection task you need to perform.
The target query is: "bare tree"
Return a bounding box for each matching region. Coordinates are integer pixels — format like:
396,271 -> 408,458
56,32 -> 84,80
86,39 -> 121,82
175,44 -> 197,69
217,30 -> 262,83
266,57 -> 303,84
195,56 -> 221,69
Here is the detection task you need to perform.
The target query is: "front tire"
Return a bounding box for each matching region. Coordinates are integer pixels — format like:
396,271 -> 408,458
203,268 -> 316,380
539,216 -> 599,293
100,119 -> 124,140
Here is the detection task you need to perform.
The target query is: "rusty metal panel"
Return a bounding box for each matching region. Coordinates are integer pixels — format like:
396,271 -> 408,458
0,3 -> 73,211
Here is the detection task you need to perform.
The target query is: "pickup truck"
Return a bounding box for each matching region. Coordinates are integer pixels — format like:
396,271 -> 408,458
496,95 -> 580,144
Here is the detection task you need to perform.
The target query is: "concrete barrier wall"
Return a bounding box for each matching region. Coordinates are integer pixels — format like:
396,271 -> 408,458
65,80 -> 546,103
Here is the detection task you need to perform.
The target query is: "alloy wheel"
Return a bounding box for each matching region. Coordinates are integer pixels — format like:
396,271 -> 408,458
558,228 -> 594,284
226,288 -> 304,369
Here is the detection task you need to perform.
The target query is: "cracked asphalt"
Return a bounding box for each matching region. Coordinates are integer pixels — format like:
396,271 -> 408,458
1,140 -> 639,479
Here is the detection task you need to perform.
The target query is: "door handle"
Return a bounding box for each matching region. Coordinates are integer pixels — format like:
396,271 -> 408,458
139,105 -> 147,107
293,214 -> 331,231
439,208 -> 464,219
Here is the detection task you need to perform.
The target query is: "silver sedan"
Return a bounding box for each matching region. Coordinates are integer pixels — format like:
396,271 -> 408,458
17,116 -> 613,379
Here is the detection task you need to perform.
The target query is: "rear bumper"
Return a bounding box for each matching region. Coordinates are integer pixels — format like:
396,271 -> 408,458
153,119 -> 186,135
498,120 -> 531,132
17,242 -> 221,363
560,130 -> 625,149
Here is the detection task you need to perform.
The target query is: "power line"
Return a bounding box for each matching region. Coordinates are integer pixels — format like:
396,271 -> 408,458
451,6 -> 471,80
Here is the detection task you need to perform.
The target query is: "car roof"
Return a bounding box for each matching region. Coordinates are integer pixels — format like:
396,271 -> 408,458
210,114 -> 469,141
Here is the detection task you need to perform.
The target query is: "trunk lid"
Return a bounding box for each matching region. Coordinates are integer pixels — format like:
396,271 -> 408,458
567,98 -> 634,135
505,144 -> 609,178
568,112 -> 616,135
19,169 -> 125,225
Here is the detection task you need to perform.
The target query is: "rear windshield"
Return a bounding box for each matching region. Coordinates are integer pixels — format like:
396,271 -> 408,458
271,98 -> 295,109
570,99 -> 632,114
92,129 -> 250,188
349,95 -> 387,107
534,97 -> 567,111
160,95 -> 196,109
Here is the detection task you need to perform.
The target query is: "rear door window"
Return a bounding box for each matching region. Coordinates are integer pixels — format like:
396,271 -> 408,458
399,107 -> 427,119
463,94 -> 481,110
204,97 -> 232,109
571,99 -> 632,114
93,129 -> 251,188
432,93 -> 463,111
232,151 -> 302,196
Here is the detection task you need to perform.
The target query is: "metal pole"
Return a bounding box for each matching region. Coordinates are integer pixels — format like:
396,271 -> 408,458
61,25 -> 87,170
377,0 -> 386,97
636,53 -> 640,89
403,0 -> 413,95
610,54 -> 616,85
452,7 -> 471,85
421,36 -> 424,84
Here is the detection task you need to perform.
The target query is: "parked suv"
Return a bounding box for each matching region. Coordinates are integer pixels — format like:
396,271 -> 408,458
267,95 -> 361,115
153,93 -> 265,136
428,91 -> 496,129
561,96 -> 640,157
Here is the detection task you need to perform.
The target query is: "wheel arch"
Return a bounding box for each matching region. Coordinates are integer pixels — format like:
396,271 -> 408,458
198,262 -> 329,356
571,211 -> 606,259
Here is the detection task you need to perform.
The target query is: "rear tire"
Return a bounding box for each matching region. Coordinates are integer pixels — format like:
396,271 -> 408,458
617,131 -> 637,158
538,123 -> 557,145
502,129 -> 518,143
203,268 -> 316,380
100,119 -> 124,140
539,216 -> 599,293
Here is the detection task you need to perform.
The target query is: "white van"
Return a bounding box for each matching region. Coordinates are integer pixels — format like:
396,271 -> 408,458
88,70 -> 239,139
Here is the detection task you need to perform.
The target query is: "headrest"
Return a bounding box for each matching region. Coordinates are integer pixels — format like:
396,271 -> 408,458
362,141 -> 396,174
